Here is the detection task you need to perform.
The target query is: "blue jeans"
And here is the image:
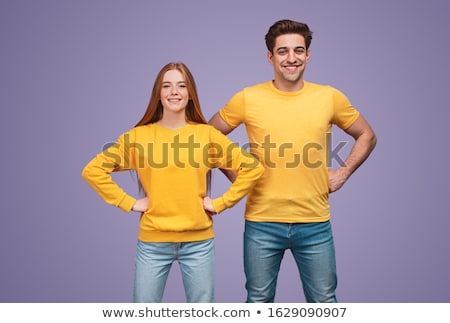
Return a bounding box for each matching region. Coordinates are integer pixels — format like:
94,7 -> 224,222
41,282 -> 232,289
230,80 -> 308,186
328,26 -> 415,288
133,238 -> 215,303
244,220 -> 337,303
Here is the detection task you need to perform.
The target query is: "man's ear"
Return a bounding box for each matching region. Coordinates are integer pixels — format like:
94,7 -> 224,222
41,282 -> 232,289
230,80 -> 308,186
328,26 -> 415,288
267,50 -> 274,65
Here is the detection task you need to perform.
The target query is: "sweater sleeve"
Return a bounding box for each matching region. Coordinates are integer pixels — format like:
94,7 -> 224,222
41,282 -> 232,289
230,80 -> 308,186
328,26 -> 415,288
208,128 -> 264,213
81,130 -> 137,213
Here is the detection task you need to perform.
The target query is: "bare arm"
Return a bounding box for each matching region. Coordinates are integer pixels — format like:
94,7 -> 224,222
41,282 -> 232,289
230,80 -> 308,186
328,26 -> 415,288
328,115 -> 377,192
208,112 -> 238,182
208,112 -> 234,135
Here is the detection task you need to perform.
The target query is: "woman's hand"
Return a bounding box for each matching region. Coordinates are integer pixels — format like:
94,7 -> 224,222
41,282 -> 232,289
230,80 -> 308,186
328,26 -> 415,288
132,197 -> 149,212
203,196 -> 217,216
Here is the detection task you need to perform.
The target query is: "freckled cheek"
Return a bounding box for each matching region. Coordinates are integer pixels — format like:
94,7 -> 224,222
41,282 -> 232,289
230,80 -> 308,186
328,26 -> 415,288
160,89 -> 170,97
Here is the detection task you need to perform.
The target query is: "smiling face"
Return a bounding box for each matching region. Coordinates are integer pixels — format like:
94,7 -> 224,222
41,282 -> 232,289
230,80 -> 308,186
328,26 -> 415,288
160,69 -> 189,115
268,33 -> 310,91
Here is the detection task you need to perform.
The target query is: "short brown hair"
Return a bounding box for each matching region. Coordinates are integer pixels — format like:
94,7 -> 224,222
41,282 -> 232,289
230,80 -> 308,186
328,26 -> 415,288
265,19 -> 313,53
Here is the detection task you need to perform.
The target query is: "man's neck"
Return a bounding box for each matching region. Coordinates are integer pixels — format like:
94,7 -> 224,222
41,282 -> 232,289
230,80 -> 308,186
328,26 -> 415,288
273,78 -> 305,92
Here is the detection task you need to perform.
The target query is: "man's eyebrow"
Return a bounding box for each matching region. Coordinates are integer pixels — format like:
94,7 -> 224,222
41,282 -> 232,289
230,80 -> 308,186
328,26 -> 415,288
276,46 -> 306,51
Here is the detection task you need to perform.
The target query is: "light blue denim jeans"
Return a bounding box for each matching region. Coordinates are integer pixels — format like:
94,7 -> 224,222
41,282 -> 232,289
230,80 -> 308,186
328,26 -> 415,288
133,238 -> 215,303
244,220 -> 337,303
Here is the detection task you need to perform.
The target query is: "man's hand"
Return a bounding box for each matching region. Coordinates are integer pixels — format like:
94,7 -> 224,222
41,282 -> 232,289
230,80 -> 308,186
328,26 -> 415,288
328,168 -> 349,193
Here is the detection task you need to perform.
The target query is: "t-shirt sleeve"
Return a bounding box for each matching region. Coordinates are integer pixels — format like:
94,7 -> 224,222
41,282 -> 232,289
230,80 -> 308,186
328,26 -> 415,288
219,90 -> 246,128
331,87 -> 360,130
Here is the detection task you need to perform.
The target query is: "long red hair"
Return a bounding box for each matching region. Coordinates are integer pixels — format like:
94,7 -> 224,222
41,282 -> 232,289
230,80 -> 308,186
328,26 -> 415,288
135,62 -> 207,126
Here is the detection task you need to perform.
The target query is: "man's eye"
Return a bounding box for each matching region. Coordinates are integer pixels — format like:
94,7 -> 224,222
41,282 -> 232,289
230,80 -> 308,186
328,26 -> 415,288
277,50 -> 288,55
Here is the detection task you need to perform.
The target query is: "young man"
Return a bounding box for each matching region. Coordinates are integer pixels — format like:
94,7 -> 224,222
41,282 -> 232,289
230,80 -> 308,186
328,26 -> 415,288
209,19 -> 377,302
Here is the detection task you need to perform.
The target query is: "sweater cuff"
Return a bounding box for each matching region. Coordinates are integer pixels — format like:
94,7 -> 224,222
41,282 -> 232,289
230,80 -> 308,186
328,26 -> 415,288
118,194 -> 137,213
212,197 -> 227,214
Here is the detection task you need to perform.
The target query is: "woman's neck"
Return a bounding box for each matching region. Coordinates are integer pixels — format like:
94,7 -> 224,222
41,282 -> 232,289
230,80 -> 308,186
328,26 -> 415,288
157,112 -> 187,129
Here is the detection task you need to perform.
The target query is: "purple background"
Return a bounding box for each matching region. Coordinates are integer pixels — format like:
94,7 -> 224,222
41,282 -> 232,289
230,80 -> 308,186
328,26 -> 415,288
1,0 -> 449,303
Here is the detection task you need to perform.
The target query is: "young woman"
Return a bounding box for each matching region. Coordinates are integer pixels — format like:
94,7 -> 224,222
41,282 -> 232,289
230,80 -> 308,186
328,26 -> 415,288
81,62 -> 264,303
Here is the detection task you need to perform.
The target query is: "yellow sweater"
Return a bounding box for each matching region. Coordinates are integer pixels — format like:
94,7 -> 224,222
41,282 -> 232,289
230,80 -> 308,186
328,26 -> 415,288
82,123 -> 264,242
220,81 -> 360,223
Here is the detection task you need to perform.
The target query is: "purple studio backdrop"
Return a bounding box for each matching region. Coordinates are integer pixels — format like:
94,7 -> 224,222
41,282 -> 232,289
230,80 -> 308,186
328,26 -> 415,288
1,0 -> 449,303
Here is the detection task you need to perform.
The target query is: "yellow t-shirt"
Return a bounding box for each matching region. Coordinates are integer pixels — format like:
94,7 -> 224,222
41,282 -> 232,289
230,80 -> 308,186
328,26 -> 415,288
219,81 -> 360,223
82,123 -> 264,242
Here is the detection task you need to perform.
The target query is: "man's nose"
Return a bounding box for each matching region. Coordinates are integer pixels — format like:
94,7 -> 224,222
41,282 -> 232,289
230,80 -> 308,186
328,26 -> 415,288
287,49 -> 297,62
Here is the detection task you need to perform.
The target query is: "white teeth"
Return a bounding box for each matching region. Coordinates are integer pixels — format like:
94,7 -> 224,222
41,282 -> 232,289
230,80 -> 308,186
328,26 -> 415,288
283,66 -> 299,72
